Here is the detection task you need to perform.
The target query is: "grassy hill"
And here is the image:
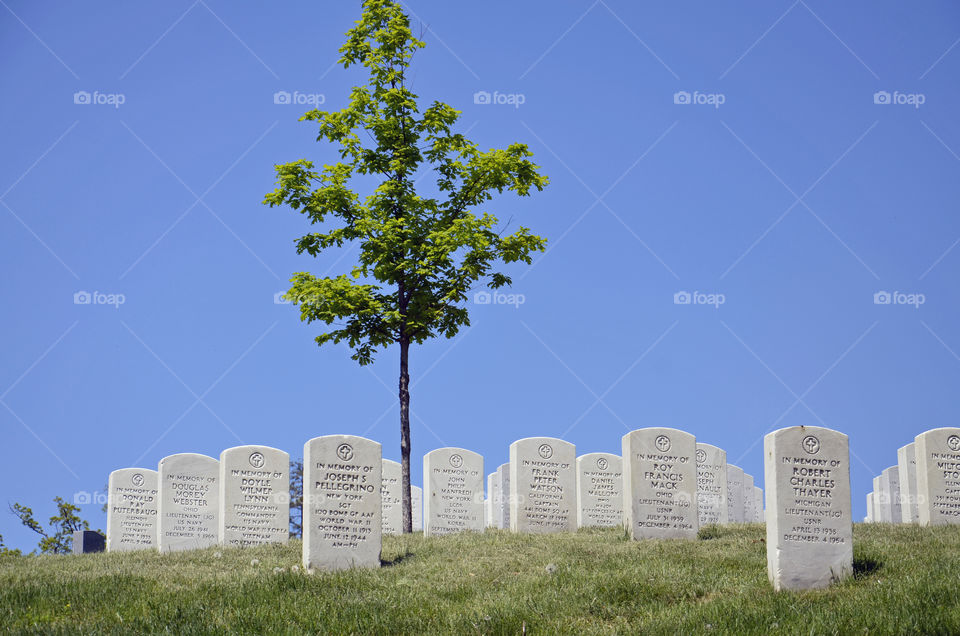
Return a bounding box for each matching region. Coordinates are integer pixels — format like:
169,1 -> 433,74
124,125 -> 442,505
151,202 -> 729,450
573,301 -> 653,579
1,524 -> 958,634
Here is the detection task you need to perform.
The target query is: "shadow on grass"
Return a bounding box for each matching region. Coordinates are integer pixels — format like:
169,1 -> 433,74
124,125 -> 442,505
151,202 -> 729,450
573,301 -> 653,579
852,554 -> 883,579
381,550 -> 414,567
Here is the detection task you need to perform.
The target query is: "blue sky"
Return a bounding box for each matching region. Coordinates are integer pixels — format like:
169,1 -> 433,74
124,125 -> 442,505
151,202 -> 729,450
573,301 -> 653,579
2,0 -> 958,550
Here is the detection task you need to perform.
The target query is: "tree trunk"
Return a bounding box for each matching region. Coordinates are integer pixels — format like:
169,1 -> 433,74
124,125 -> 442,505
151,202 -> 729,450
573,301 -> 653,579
399,336 -> 412,533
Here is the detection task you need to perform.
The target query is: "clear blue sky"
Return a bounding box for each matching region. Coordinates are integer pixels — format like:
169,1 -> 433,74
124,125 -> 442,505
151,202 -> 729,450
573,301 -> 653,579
2,0 -> 958,551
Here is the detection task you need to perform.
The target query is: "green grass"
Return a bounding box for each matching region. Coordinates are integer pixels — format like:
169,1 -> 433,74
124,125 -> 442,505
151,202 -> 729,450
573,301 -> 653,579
1,524 -> 958,634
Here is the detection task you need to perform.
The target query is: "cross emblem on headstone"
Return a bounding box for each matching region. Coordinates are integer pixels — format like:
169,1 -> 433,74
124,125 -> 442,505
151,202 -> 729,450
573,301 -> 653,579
337,443 -> 354,462
948,435 -> 960,452
597,457 -> 608,471
802,435 -> 821,455
538,444 -> 553,459
449,454 -> 463,468
249,452 -> 265,468
131,473 -> 144,487
655,435 -> 671,452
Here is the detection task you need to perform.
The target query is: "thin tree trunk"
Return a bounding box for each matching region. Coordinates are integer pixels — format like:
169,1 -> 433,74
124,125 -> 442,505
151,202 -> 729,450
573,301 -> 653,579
399,336 -> 412,533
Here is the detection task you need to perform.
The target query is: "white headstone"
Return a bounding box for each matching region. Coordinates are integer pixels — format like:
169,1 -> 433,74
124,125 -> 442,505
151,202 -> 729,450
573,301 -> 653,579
764,426 -> 852,591
914,427 -> 960,525
412,485 -> 423,532
695,443 -> 729,526
509,437 -> 576,533
622,428 -> 698,540
753,486 -> 764,522
896,442 -> 919,524
726,465 -> 745,523
219,445 -> 289,547
497,463 -> 510,529
576,453 -> 623,528
866,492 -> 874,523
743,473 -> 756,523
302,435 -> 381,571
873,475 -> 891,522
880,466 -> 902,525
486,472 -> 499,528
381,459 -> 402,535
106,468 -> 158,552
423,447 -> 484,536
158,453 -> 219,553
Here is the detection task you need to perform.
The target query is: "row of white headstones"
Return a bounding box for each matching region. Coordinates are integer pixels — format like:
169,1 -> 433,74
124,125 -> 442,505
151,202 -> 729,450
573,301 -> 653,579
864,427 -> 960,525
106,433 -> 761,556
106,425 -> 960,590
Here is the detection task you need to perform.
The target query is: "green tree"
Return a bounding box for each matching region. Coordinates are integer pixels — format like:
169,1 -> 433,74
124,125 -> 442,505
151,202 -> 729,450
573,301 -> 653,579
289,459 -> 303,539
265,0 -> 548,532
9,497 -> 93,554
0,533 -> 22,557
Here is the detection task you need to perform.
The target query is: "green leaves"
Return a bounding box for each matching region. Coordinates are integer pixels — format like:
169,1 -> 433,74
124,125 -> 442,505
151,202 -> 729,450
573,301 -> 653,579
265,0 -> 547,364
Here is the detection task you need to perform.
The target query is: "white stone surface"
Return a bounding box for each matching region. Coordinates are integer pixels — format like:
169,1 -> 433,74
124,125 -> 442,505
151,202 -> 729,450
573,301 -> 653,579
914,427 -> 960,525
576,453 -> 623,528
219,445 -> 289,547
897,442 -> 919,524
753,486 -> 764,523
497,463 -> 510,529
726,465 -> 745,523
880,466 -> 902,525
695,443 -> 728,526
380,459 -> 402,536
622,428 -> 698,540
866,492 -> 874,523
873,475 -> 891,522
509,438 -> 576,533
302,435 -> 382,571
107,468 -> 158,552
743,473 -> 756,523
412,485 -> 423,532
423,447 -> 484,536
764,426 -> 852,591
158,453 -> 219,553
486,472 -> 499,528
